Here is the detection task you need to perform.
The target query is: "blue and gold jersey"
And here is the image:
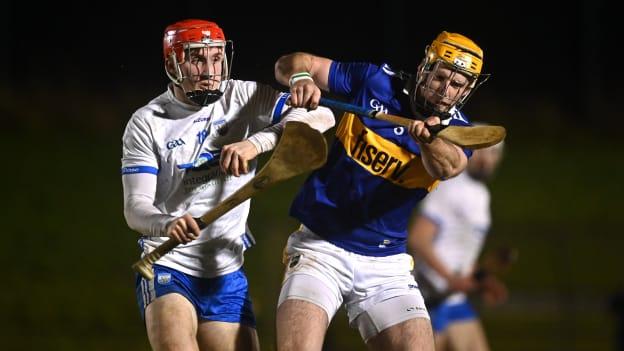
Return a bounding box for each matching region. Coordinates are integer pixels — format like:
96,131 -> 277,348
290,61 -> 472,256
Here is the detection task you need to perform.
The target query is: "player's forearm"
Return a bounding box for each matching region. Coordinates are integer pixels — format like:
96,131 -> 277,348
124,195 -> 175,236
122,173 -> 174,237
420,139 -> 467,179
247,106 -> 335,153
409,225 -> 453,281
412,243 -> 454,281
275,52 -> 314,86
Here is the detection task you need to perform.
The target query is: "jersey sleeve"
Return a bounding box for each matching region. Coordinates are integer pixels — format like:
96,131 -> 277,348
328,61 -> 379,99
123,172 -> 174,236
448,110 -> 471,127
235,81 -> 288,132
121,115 -> 159,175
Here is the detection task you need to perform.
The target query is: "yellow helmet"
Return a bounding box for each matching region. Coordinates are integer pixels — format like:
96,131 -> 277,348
426,31 -> 484,79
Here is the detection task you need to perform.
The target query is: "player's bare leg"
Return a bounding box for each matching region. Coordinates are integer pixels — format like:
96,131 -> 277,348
434,332 -> 449,351
145,293 -> 199,351
197,321 -> 260,351
276,299 -> 328,351
446,320 -> 489,351
366,317 -> 435,351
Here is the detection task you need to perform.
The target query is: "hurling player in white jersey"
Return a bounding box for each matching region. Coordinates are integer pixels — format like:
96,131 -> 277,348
121,19 -> 334,351
409,139 -> 506,351
274,32 -> 490,351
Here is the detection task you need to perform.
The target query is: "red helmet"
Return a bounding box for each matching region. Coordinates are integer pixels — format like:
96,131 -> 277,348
163,19 -> 226,62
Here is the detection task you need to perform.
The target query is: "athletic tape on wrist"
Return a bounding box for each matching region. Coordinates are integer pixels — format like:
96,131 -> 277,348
289,72 -> 313,87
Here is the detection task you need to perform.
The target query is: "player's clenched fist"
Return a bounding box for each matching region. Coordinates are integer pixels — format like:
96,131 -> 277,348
408,116 -> 441,144
479,275 -> 508,307
166,214 -> 201,244
289,79 -> 321,109
220,140 -> 259,177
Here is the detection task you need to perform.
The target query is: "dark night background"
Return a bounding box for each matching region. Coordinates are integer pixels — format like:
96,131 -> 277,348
1,0 -> 622,350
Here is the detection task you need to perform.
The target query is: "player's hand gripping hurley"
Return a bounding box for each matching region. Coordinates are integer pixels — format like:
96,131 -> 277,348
132,121 -> 328,280
319,97 -> 506,149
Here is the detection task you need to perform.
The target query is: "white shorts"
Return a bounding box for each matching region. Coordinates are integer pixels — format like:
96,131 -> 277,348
278,226 -> 430,341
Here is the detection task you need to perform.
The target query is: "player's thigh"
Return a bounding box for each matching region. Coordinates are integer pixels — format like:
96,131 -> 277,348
145,292 -> 199,351
366,317 -> 434,351
434,332 -> 449,351
347,253 -> 430,344
446,320 -> 489,351
197,320 -> 259,351
277,231 -> 348,351
277,298 -> 329,351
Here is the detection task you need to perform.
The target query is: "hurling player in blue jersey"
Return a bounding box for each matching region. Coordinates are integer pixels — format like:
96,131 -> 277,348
273,31 -> 490,351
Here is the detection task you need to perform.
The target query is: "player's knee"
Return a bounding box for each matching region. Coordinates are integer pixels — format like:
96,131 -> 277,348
151,333 -> 197,351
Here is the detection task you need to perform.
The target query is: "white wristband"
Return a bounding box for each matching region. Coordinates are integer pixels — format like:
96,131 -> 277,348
289,72 -> 313,87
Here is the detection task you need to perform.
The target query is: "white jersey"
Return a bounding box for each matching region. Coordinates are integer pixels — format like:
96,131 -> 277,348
121,80 -> 287,278
416,172 -> 491,301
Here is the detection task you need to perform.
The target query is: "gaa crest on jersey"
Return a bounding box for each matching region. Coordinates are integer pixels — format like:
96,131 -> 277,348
157,273 -> 172,285
369,98 -> 388,114
166,138 -> 186,150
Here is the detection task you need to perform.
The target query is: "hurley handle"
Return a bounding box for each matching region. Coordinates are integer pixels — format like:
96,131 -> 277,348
131,239 -> 179,280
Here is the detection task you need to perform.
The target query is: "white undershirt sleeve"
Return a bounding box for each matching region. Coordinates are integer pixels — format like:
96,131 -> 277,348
122,173 -> 175,237
247,106 -> 335,153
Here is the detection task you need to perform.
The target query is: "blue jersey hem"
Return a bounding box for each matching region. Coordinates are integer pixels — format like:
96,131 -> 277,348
301,220 -> 407,257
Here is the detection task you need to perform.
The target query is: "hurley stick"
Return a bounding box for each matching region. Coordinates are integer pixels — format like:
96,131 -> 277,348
319,97 -> 505,149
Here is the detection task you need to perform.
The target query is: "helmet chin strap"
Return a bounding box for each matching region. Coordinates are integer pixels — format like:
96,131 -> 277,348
185,89 -> 223,106
180,75 -> 226,106
411,95 -> 452,121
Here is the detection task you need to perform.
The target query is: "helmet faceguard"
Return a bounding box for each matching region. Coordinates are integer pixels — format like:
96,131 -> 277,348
409,31 -> 489,118
163,19 -> 234,106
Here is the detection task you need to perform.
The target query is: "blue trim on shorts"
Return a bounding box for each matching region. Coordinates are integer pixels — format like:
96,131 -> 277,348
429,300 -> 477,332
242,232 -> 255,250
135,265 -> 256,327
